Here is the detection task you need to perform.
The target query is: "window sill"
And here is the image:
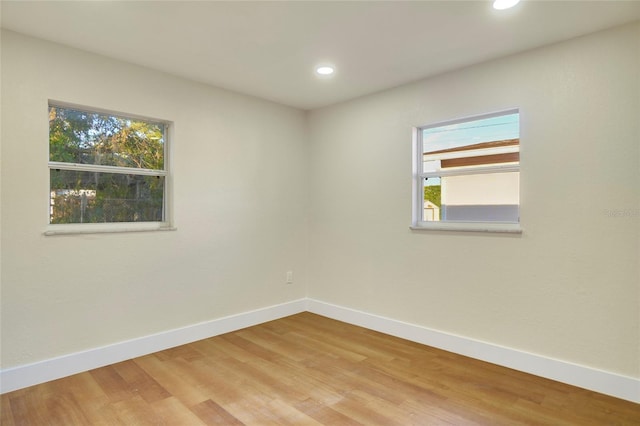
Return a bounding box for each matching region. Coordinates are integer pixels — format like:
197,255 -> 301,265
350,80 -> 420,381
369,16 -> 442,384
44,222 -> 176,236
410,222 -> 522,234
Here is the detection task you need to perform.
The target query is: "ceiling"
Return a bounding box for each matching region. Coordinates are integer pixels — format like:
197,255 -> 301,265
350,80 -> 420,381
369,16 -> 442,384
2,1 -> 639,110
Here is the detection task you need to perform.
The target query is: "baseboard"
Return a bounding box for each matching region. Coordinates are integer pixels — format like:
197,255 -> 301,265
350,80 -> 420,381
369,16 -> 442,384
0,298 -> 307,394
3,297 -> 638,404
306,299 -> 640,404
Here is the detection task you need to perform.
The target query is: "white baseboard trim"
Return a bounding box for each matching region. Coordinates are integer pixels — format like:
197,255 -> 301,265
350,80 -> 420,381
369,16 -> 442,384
306,299 -> 640,404
0,298 -> 307,394
3,297 -> 638,404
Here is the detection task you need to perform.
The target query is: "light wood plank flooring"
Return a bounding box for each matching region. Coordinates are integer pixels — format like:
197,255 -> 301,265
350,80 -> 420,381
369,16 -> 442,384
2,312 -> 639,425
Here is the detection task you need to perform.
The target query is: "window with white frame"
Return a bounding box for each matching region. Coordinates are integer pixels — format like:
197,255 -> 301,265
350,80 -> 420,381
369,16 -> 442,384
48,103 -> 169,226
413,110 -> 520,231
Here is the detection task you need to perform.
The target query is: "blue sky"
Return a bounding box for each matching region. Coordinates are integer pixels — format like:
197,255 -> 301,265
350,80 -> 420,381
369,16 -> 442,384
422,112 -> 519,153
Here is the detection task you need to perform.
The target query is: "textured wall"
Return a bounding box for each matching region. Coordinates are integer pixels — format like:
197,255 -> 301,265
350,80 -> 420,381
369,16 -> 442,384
2,23 -> 639,383
307,23 -> 640,378
0,30 -> 309,368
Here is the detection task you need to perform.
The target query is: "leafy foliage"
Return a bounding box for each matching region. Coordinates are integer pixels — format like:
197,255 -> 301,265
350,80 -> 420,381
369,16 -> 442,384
49,106 -> 164,169
424,182 -> 441,206
49,106 -> 165,224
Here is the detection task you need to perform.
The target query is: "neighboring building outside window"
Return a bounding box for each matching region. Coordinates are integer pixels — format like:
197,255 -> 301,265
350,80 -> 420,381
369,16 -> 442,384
48,103 -> 170,233
413,110 -> 520,232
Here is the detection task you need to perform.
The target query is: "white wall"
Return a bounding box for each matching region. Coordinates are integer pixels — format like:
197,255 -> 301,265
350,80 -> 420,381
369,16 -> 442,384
308,23 -> 640,379
0,30 -> 308,369
443,173 -> 519,205
1,22 -> 639,388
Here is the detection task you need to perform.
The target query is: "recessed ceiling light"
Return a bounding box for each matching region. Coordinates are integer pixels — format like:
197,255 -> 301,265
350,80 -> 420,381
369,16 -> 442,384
315,65 -> 335,76
493,0 -> 520,10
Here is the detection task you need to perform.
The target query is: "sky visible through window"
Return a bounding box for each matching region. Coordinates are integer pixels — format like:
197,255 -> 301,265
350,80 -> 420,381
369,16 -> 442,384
422,112 -> 519,153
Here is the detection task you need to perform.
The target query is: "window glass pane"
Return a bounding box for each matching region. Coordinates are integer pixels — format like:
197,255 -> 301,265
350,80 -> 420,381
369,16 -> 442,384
417,111 -> 520,226
422,112 -> 519,153
49,106 -> 165,170
422,177 -> 441,221
50,170 -> 164,224
440,172 -> 520,222
423,171 -> 519,223
422,112 -> 519,174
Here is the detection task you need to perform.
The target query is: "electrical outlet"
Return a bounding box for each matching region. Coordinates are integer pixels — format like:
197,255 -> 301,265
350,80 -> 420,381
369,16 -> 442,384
286,271 -> 293,284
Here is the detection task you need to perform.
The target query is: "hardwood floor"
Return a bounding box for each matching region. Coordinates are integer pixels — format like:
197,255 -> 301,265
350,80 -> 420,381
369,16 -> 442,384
2,312 -> 639,425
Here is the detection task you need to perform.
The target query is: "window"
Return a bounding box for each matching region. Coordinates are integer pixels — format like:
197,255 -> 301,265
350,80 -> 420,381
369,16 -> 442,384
48,103 -> 170,232
412,110 -> 521,232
